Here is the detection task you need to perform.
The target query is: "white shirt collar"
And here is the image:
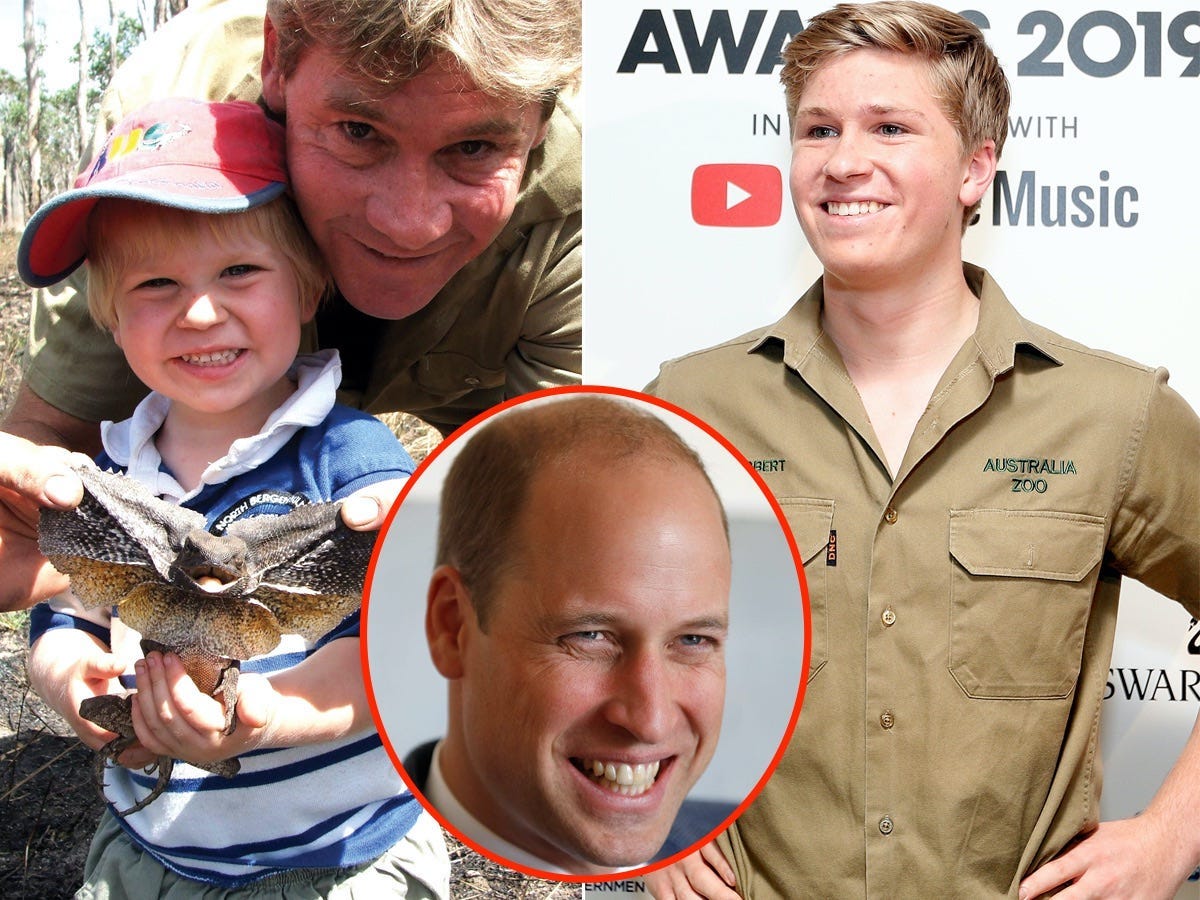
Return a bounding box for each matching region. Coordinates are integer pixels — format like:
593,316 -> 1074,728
426,741 -> 640,877
100,350 -> 342,504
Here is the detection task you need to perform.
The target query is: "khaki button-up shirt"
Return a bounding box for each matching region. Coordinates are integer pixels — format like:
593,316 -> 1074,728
650,264 -> 1200,898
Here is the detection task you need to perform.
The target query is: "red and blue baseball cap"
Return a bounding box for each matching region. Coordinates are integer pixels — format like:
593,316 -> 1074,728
18,97 -> 289,288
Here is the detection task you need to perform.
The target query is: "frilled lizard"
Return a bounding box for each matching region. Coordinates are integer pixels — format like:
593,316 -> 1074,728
37,460 -> 377,816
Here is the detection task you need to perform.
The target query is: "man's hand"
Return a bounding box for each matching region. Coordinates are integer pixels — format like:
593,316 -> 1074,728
0,432 -> 91,609
339,478 -> 405,532
1,380 -> 102,611
129,651 -> 273,768
644,840 -> 740,899
1019,817 -> 1194,899
1022,709 -> 1200,899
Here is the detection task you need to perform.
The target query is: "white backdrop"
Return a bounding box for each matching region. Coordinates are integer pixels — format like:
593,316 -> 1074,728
583,0 -> 1200,886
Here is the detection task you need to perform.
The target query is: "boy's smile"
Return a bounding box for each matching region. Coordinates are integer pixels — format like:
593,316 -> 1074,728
110,220 -> 309,438
789,48 -> 994,291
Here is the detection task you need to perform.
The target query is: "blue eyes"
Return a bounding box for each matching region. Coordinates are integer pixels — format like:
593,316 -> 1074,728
131,265 -> 258,292
337,123 -> 497,161
806,124 -> 907,139
561,631 -> 719,653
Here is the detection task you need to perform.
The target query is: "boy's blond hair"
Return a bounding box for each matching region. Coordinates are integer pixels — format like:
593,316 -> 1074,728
781,1 -> 1010,228
85,196 -> 333,333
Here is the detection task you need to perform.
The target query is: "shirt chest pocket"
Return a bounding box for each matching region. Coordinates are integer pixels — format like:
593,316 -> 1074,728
415,352 -> 506,399
779,498 -> 835,682
948,509 -> 1106,700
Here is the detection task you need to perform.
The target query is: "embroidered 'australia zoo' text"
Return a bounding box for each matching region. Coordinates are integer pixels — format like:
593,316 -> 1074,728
983,457 -> 1077,493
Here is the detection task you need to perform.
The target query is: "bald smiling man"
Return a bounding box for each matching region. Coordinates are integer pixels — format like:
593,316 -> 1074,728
408,395 -> 735,875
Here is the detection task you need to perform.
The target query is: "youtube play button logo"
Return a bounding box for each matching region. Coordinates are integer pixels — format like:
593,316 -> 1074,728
691,163 -> 782,227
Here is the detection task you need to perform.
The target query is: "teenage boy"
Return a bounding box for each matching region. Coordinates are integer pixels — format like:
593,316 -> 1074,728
21,98 -> 447,898
647,3 -> 1200,897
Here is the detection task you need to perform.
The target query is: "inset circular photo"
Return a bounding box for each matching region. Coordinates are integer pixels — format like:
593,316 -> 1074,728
362,386 -> 808,882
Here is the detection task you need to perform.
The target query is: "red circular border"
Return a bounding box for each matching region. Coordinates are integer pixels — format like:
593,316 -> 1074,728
361,384 -> 811,884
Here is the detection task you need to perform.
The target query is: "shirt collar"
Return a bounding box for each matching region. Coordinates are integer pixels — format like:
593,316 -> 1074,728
962,263 -> 1063,375
426,741 -> 576,875
426,741 -> 640,877
749,262 -> 1063,377
100,349 -> 342,504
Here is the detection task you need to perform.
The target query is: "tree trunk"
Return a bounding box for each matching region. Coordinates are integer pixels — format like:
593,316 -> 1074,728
23,0 -> 42,212
108,0 -> 118,82
1,136 -> 11,229
77,0 -> 91,160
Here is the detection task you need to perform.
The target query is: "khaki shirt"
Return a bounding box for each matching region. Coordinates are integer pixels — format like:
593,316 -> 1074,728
23,0 -> 581,436
649,264 -> 1200,898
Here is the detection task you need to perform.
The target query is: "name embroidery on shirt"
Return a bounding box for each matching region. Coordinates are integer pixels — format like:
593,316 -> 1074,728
750,458 -> 787,473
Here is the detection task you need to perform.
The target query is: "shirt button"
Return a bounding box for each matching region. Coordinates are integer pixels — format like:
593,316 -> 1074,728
881,607 -> 897,627
464,376 -> 481,387
879,816 -> 894,835
880,710 -> 895,730
883,507 -> 899,525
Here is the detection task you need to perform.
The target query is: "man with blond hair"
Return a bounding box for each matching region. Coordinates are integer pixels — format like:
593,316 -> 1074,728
1,0 -> 581,611
647,2 -> 1200,897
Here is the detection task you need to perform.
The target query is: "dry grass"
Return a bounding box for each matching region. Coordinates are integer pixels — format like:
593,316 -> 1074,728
0,617 -> 105,900
378,410 -> 443,464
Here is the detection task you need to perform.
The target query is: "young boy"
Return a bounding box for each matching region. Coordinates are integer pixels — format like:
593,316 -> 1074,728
18,98 -> 449,898
646,2 -> 1200,898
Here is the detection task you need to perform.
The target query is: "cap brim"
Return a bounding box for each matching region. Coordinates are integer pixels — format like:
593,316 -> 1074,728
18,174 -> 286,288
